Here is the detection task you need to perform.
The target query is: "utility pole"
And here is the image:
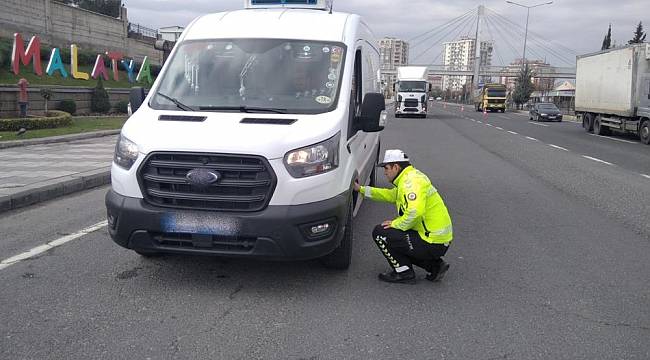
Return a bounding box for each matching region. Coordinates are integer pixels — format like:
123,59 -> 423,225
472,5 -> 484,93
506,1 -> 553,71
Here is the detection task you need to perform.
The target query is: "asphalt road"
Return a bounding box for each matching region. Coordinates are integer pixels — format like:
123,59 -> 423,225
1,106 -> 648,359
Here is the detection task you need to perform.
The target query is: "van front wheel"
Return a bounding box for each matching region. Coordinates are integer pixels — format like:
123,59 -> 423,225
320,202 -> 353,270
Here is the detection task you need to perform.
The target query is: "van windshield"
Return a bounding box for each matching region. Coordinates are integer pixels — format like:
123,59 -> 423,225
398,81 -> 427,92
151,39 -> 347,114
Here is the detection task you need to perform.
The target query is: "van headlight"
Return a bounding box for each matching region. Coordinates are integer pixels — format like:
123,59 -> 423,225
284,132 -> 340,178
114,134 -> 139,170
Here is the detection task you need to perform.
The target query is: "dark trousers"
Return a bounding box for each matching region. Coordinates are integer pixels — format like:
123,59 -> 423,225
18,102 -> 27,117
372,225 -> 449,272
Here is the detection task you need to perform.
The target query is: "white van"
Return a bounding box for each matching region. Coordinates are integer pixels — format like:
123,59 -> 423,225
106,0 -> 385,269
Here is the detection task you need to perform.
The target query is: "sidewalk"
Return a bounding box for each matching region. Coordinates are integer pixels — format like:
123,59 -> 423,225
0,134 -> 117,213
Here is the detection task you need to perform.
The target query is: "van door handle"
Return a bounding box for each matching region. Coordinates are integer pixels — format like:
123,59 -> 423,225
346,144 -> 351,153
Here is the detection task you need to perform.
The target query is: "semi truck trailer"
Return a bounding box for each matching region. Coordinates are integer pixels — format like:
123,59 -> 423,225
575,44 -> 650,144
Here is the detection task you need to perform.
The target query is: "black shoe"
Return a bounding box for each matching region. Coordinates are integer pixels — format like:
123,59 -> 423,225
426,261 -> 450,282
378,269 -> 416,284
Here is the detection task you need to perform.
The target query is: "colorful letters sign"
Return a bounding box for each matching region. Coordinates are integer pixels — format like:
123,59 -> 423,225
11,33 -> 154,84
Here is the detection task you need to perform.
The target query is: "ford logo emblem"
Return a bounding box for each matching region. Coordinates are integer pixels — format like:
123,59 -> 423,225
186,168 -> 221,188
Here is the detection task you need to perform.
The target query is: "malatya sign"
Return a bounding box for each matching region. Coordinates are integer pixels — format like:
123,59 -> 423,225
11,33 -> 154,84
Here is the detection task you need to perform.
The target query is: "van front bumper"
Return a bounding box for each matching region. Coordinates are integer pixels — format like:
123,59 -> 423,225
105,189 -> 349,260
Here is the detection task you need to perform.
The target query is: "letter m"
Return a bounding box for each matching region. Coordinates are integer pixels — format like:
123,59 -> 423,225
12,33 -> 42,76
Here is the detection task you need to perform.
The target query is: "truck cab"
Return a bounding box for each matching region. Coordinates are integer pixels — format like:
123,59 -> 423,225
473,83 -> 507,113
106,0 -> 385,269
394,66 -> 429,118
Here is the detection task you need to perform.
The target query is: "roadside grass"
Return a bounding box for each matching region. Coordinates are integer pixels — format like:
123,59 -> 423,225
0,116 -> 126,141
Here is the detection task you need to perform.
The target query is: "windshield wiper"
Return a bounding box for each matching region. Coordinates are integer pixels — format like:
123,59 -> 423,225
198,106 -> 288,114
156,92 -> 195,111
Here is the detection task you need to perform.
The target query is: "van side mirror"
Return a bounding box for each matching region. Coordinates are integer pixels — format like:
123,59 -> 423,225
360,93 -> 385,133
129,87 -> 146,115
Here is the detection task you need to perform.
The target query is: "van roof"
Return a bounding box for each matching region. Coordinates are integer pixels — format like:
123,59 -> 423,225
184,9 -> 355,43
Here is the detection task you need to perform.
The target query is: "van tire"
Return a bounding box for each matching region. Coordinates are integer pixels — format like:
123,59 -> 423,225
369,144 -> 380,187
640,119 -> 650,145
320,201 -> 353,270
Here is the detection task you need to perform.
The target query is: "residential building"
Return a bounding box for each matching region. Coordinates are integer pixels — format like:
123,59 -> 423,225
159,26 -> 185,42
379,37 -> 409,96
428,74 -> 443,90
499,59 -> 554,92
442,37 -> 493,92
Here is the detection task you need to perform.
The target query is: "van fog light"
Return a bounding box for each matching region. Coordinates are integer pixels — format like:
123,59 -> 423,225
311,223 -> 330,235
300,218 -> 337,240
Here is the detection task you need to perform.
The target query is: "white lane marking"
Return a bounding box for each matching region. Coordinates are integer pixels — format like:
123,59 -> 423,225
589,134 -> 637,144
528,121 -> 549,127
641,174 -> 650,180
548,144 -> 569,151
0,221 -> 108,271
495,126 -> 504,130
525,136 -> 539,141
486,123 -> 494,127
582,155 -> 614,166
507,131 -> 518,135
477,120 -> 483,124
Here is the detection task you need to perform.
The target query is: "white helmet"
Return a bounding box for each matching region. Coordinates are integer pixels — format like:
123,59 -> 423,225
378,149 -> 410,167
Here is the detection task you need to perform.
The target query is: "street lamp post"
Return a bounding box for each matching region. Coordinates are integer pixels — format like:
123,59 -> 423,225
506,1 -> 553,69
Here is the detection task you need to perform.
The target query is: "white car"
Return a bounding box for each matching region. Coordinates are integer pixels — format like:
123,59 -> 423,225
106,0 -> 385,269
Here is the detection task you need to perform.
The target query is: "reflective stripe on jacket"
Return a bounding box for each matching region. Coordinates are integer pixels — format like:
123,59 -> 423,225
360,165 -> 453,244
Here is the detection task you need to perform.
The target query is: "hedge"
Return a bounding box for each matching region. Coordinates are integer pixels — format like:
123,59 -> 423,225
114,100 -> 129,114
0,110 -> 72,131
57,99 -> 77,115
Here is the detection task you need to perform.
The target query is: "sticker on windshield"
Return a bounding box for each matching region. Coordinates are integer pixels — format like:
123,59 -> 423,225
303,46 -> 311,52
328,73 -> 337,81
322,47 -> 330,53
315,96 -> 332,104
326,82 -> 334,89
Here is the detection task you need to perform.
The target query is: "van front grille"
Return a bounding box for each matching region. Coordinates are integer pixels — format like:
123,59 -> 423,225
151,232 -> 257,252
138,152 -> 276,212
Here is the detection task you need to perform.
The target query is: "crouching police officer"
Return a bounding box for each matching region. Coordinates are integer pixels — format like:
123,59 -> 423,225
354,149 -> 453,284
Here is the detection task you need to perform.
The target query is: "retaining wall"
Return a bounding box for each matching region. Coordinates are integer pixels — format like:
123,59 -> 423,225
0,0 -> 162,64
0,86 -> 130,117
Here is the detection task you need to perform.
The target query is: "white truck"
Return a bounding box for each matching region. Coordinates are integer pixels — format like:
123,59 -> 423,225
394,66 -> 429,118
576,44 -> 650,144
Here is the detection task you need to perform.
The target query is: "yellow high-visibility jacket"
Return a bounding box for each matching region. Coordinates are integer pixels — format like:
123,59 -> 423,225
360,165 -> 453,244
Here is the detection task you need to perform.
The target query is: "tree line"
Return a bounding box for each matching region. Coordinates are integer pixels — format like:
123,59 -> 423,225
601,21 -> 646,50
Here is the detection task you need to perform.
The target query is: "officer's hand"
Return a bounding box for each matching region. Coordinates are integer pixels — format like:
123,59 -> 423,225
353,179 -> 361,192
381,220 -> 392,229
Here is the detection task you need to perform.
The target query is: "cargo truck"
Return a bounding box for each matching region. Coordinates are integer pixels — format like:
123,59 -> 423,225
394,66 -> 429,118
575,44 -> 650,144
473,83 -> 507,113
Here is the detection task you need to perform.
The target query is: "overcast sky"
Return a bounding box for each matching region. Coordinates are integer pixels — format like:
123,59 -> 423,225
123,0 -> 648,67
